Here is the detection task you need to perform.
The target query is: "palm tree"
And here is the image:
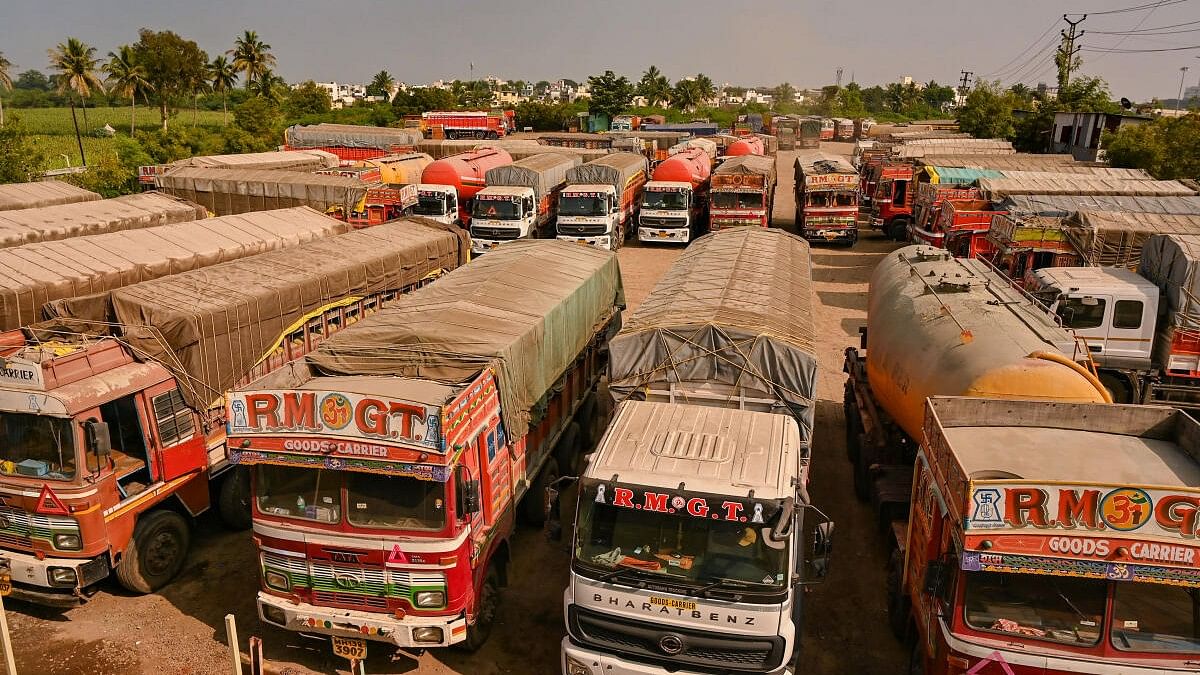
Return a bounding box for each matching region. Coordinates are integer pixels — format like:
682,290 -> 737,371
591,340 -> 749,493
774,82 -> 796,108
369,70 -> 395,99
102,45 -> 152,135
209,55 -> 237,125
48,37 -> 103,165
0,51 -> 12,126
229,30 -> 276,90
671,80 -> 701,112
693,73 -> 716,106
638,65 -> 671,107
252,69 -> 284,102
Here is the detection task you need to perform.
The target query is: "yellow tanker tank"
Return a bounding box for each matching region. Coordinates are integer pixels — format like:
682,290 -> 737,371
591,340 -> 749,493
358,152 -> 433,184
867,246 -> 1108,440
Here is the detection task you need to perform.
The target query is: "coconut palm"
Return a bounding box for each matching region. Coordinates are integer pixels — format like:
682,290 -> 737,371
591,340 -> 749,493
369,70 -> 395,99
638,65 -> 671,107
102,45 -> 152,135
229,30 -> 276,90
209,55 -> 237,125
693,73 -> 716,105
252,69 -> 285,102
48,37 -> 103,165
0,51 -> 12,125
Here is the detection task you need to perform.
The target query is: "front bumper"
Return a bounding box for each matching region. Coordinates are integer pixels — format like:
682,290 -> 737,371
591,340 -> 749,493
0,548 -> 109,606
258,591 -> 467,648
637,227 -> 690,243
557,235 -> 614,250
562,638 -> 792,675
803,227 -> 857,243
471,237 -> 519,255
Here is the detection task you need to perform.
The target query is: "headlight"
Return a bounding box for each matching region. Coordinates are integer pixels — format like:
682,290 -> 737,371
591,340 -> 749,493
412,626 -> 443,644
413,591 -> 445,608
261,603 -> 287,627
264,570 -> 290,592
48,567 -> 76,587
53,533 -> 82,551
564,655 -> 596,675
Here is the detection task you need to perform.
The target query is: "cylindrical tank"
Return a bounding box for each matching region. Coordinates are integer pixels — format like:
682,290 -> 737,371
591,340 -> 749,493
727,136 -> 765,157
359,152 -> 433,185
651,148 -> 711,188
866,246 -> 1108,440
420,148 -> 514,202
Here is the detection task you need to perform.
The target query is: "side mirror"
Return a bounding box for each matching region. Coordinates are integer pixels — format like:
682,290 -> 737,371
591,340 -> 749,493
923,560 -> 948,596
812,521 -> 834,557
767,497 -> 796,543
460,479 -> 481,516
84,420 -> 112,457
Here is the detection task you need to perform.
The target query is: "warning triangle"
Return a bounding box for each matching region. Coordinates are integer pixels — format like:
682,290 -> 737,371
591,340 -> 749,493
965,651 -> 1016,675
387,544 -> 408,564
36,483 -> 69,516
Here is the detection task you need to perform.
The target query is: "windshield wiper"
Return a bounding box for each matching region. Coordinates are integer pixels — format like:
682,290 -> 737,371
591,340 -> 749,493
690,578 -> 751,598
596,565 -> 652,584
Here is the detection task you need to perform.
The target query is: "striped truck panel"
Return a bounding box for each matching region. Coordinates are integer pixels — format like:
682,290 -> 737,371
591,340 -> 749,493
0,506 -> 79,548
262,551 -> 446,608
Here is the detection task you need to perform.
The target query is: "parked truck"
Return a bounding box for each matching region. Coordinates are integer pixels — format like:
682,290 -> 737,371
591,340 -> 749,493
284,124 -> 424,163
418,148 -> 514,225
637,148 -> 712,244
610,115 -> 639,132
155,167 -> 370,222
794,151 -> 860,244
471,153 -> 581,254
0,218 -> 468,605
0,180 -> 99,212
896,396 -> 1200,674
138,150 -> 341,189
227,240 -> 624,654
0,192 -> 206,249
561,227 -> 827,675
798,118 -> 821,150
556,153 -> 648,251
709,155 -> 777,231
421,111 -> 515,140
357,152 -> 433,185
725,136 -> 765,157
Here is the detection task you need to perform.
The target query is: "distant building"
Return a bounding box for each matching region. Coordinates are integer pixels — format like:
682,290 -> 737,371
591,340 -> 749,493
1050,111 -> 1152,161
492,89 -> 525,106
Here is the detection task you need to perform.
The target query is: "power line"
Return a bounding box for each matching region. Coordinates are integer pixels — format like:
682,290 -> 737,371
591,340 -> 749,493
1070,0 -> 1191,17
1087,18 -> 1200,32
1060,15 -> 1087,87
1089,26 -> 1200,35
1081,43 -> 1200,51
1086,0 -> 1166,64
993,34 -> 1063,80
981,19 -> 1063,77
1002,41 -> 1061,84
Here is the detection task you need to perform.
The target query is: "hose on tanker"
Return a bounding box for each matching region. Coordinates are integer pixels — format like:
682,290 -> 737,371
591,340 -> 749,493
1027,351 -> 1114,404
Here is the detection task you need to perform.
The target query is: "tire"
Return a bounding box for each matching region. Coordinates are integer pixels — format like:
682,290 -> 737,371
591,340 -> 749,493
888,219 -> 909,242
853,435 -> 871,503
459,566 -> 500,652
520,457 -> 560,524
843,385 -> 861,463
216,466 -> 252,531
886,549 -> 910,640
908,637 -> 924,675
1099,372 -> 1133,404
115,510 -> 191,594
554,422 -> 583,477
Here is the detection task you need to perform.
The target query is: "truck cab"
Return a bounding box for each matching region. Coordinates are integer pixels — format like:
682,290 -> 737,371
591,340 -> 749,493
470,186 -> 538,254
638,181 -> 698,243
557,184 -> 622,250
872,165 -> 915,241
562,400 -> 829,675
411,184 -> 459,225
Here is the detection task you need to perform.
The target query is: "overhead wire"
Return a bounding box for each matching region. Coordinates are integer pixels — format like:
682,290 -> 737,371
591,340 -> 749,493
982,19 -> 1064,78
1069,0 -> 1192,16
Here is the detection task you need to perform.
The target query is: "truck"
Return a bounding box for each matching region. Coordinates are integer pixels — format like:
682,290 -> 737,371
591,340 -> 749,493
637,147 -> 711,244
610,115 -> 639,132
843,246 -> 1110,514
421,110 -> 515,140
793,151 -> 860,244
227,240 -> 624,654
725,136 -> 764,157
284,124 -> 424,163
556,153 -> 648,251
154,167 -> 370,222
563,227 -> 829,675
835,118 -> 854,141
0,180 -> 99,212
895,396 -> 1200,674
357,152 -> 433,185
908,184 -> 983,247
0,218 -> 469,605
936,199 -> 1004,260
798,118 -> 821,150
419,148 -> 514,226
138,150 -> 341,188
0,192 -> 206,249
870,163 -> 917,241
709,155 -> 777,231
773,116 -> 799,151
1024,229 -> 1200,408
471,153 -> 581,254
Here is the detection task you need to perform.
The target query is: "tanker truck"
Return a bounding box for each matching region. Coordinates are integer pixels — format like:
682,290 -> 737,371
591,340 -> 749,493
471,153 -> 581,254
556,152 -> 648,251
418,148 -> 514,225
725,135 -> 764,158
843,246 -> 1110,525
637,147 -> 712,244
709,155 -> 777,231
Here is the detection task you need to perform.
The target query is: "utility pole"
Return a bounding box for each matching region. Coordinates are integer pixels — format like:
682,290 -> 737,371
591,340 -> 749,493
835,68 -> 843,88
958,70 -> 973,95
1059,14 -> 1086,90
1178,66 -> 1190,112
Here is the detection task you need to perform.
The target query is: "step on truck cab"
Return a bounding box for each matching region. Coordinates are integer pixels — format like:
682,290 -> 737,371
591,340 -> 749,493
557,153 -> 648,251
637,148 -> 712,244
471,153 -> 581,254
898,396 -> 1200,674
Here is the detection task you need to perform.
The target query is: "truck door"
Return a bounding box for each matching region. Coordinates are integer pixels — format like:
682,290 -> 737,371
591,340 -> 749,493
1103,296 -> 1154,365
1054,294 -> 1110,356
144,383 -> 206,482
478,422 -> 513,524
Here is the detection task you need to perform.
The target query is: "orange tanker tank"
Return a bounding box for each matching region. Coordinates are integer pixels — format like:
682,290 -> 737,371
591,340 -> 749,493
420,148 -> 513,224
651,148 -> 711,188
726,136 -> 764,157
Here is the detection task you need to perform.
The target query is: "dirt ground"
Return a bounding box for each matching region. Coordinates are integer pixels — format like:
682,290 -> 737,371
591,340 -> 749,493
6,142 -> 907,674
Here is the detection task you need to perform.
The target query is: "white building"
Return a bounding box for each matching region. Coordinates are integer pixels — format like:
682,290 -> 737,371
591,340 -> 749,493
1051,111 -> 1152,161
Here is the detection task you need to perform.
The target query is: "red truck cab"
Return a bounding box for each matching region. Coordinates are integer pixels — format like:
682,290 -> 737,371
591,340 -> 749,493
872,164 -> 915,241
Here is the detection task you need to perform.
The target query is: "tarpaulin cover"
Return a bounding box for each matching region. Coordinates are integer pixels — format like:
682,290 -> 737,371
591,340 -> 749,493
608,228 -> 818,438
915,154 -> 1078,170
285,123 -> 423,149
416,139 -> 489,159
930,167 -> 1006,184
0,192 -> 206,248
794,151 -> 857,181
1141,234 -> 1200,322
157,167 -> 368,216
8,207 -> 346,331
1066,210 -> 1200,268
713,155 -> 777,185
998,194 -> 1200,217
499,146 -> 608,162
99,218 -> 468,410
305,240 -> 624,440
1002,168 -> 1152,181
566,153 -> 648,191
0,181 -> 100,211
903,138 -> 1012,148
979,177 -> 1193,198
485,153 -> 582,202
895,145 -> 1016,159
169,150 -> 340,171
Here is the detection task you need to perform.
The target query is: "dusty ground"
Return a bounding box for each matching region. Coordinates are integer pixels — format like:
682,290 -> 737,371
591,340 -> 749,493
7,142 -> 906,674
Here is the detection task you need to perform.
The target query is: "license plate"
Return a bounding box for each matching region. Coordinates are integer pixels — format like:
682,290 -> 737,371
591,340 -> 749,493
823,231 -> 840,239
0,572 -> 12,596
332,636 -> 367,660
655,232 -> 668,238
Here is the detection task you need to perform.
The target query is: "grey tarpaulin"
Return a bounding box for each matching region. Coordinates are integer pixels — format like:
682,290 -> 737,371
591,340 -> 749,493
978,177 -> 1194,199
168,150 -> 340,171
156,167 -> 368,216
285,123 -> 423,149
608,227 -> 818,438
484,154 -> 582,202
0,192 -> 206,249
997,194 -> 1200,217
0,181 -> 100,211
1140,234 -> 1200,371
566,153 -> 648,191
306,240 -> 625,441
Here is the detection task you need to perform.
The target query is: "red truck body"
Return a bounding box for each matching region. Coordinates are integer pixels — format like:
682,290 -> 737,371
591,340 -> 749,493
422,111 -> 515,140
939,200 -> 1005,260
909,186 -> 983,248
725,136 -> 764,157
652,148 -> 712,187
420,148 -> 514,225
871,164 -> 916,240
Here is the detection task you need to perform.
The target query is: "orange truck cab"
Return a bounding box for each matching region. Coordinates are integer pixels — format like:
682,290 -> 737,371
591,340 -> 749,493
871,163 -> 915,241
893,397 -> 1200,674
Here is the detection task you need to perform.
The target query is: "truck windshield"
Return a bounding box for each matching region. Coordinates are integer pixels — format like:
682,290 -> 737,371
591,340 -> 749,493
254,465 -> 447,532
0,413 -> 77,481
574,493 -> 788,590
643,190 -> 687,210
413,195 -> 447,216
1111,583 -> 1200,654
963,571 -> 1106,647
255,465 -> 341,524
472,198 -> 520,220
711,193 -> 763,210
560,195 -> 608,216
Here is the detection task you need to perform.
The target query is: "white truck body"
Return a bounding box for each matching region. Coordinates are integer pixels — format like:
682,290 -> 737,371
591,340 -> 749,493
470,185 -> 539,254
411,183 -> 459,224
637,181 -> 695,243
557,184 -> 621,250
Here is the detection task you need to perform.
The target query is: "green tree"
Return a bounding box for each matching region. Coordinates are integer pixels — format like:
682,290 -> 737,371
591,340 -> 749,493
671,79 -> 702,111
956,80 -> 1017,139
14,70 -> 49,91
454,80 -> 493,109
251,69 -> 285,103
833,87 -> 867,118
0,52 -> 11,125
860,85 -> 888,114
1105,113 -> 1200,180
1008,83 -> 1034,107
1013,76 -> 1115,152
586,70 -> 634,121
1055,34 -> 1081,92
133,29 -> 209,131
229,30 -> 276,90
773,82 -> 796,108
0,115 -> 46,181
209,55 -> 238,125
514,100 -> 584,131
367,70 -> 395,99
693,73 -> 716,104
102,45 -> 152,135
286,80 -> 332,117
48,37 -> 103,163
232,96 -> 280,139
921,81 -> 956,110
637,66 -> 672,107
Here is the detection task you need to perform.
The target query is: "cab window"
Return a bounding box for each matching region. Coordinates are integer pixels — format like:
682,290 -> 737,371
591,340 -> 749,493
1056,297 -> 1106,330
1113,300 -> 1143,330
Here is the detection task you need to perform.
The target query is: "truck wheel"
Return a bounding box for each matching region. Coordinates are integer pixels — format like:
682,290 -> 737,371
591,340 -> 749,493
554,422 -> 583,477
908,639 -> 925,675
486,131 -> 498,140
1099,373 -> 1132,404
459,566 -> 500,651
216,466 -> 252,531
886,549 -> 910,640
115,510 -> 191,594
521,457 -> 560,524
853,436 -> 871,503
888,219 -> 909,242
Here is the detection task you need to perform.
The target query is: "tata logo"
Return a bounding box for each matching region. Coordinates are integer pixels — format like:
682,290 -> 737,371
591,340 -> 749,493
333,571 -> 363,590
325,549 -> 364,564
0,516 -> 9,530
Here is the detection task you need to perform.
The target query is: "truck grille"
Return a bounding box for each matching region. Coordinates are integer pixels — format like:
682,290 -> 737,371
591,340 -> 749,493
568,606 -> 783,672
639,216 -> 686,228
470,226 -> 520,240
0,506 -> 78,548
313,591 -> 389,609
261,551 -> 446,609
557,223 -> 609,236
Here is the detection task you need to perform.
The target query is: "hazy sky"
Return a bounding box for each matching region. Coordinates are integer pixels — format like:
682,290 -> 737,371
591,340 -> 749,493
2,0 -> 1198,101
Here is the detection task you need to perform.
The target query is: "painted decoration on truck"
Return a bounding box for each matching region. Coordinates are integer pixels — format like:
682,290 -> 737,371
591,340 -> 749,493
804,174 -> 858,188
585,480 -> 782,525
960,549 -> 1200,588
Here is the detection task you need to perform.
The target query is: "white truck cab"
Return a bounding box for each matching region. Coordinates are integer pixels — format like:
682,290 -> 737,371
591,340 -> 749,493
557,184 -> 622,250
638,181 -> 695,243
470,186 -> 537,254
411,183 -> 458,224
